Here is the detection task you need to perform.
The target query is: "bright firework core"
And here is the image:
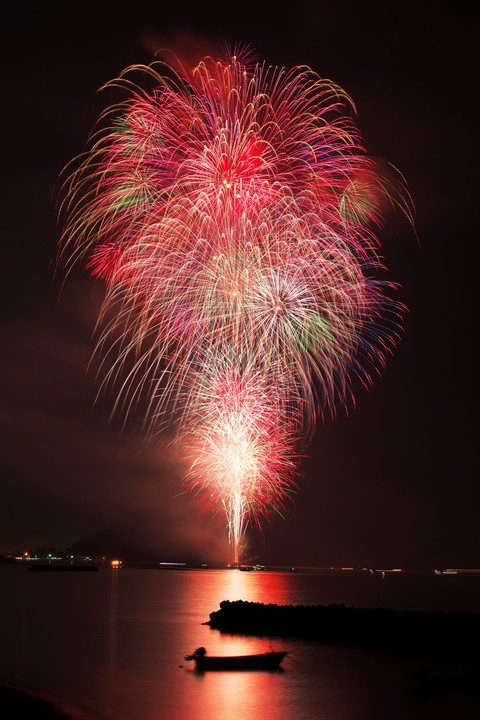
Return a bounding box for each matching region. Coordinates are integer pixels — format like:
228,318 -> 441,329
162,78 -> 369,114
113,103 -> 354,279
59,48 -> 411,563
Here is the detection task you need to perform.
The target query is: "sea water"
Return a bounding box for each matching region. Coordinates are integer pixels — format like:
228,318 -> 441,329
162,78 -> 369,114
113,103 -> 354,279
1,565 -> 479,719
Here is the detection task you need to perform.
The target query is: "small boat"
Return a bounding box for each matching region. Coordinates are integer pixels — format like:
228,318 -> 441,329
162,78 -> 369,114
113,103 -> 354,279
184,647 -> 287,671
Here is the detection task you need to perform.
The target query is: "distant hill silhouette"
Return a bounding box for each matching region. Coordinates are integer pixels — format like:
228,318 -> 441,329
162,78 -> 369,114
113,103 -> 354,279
69,507 -> 228,565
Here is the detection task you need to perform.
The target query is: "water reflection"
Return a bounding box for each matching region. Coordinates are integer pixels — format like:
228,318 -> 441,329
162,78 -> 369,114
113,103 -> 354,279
2,567 -> 480,720
176,570 -> 293,720
190,667 -> 287,720
108,568 -> 119,682
210,567 -> 293,605
178,569 -> 294,660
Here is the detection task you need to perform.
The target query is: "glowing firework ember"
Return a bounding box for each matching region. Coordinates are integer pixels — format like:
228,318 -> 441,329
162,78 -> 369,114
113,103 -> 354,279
59,48 -> 411,562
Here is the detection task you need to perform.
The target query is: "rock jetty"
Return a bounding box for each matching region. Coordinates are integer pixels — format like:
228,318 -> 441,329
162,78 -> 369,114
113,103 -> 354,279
207,600 -> 480,654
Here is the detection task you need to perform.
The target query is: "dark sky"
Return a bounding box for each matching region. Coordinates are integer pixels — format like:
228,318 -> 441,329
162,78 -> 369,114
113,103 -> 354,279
1,1 -> 477,568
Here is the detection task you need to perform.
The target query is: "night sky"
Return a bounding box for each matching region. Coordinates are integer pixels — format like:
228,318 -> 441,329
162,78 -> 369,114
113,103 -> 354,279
1,1 -> 477,568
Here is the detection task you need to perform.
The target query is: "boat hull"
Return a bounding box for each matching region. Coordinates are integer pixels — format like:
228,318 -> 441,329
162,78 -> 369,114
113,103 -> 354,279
193,651 -> 287,671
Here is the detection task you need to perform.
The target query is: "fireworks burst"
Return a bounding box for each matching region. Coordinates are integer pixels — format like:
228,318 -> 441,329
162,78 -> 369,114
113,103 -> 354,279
59,48 -> 411,561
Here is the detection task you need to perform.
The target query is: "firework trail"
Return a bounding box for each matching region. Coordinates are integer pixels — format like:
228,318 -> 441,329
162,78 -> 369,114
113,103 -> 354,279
59,49 -> 411,562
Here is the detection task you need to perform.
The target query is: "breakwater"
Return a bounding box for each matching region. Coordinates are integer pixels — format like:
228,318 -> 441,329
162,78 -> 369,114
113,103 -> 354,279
207,600 -> 480,654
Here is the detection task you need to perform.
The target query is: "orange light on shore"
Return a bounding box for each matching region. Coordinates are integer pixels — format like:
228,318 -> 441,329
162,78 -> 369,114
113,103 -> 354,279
111,559 -> 122,568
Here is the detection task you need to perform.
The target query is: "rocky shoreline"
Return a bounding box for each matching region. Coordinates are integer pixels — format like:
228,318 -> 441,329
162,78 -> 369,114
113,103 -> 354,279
207,600 -> 480,654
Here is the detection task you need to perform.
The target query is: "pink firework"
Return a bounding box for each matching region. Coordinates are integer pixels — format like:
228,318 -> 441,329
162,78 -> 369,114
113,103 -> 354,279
59,48 -> 411,561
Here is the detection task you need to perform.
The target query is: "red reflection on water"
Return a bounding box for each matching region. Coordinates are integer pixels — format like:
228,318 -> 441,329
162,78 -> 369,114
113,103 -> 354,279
187,661 -> 287,720
177,570 -> 294,663
108,568 -> 119,682
217,568 -> 293,605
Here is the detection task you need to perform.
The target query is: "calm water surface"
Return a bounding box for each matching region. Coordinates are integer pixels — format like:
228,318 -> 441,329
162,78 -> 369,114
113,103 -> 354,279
1,566 -> 479,719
